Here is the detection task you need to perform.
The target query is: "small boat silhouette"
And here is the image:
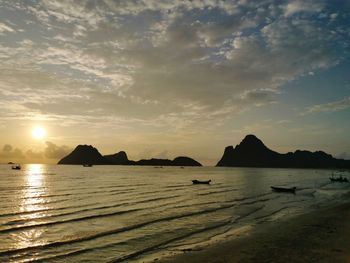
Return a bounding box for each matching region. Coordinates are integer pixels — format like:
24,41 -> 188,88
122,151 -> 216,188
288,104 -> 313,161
192,179 -> 211,185
271,186 -> 296,193
11,164 -> 21,170
329,176 -> 348,182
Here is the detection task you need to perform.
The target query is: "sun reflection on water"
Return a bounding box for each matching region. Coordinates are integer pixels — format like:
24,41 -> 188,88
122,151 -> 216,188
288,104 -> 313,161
15,164 -> 48,249
21,164 -> 47,212
27,164 -> 44,186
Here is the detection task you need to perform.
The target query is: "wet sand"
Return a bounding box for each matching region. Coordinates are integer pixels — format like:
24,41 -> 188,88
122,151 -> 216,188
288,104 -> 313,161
159,202 -> 350,263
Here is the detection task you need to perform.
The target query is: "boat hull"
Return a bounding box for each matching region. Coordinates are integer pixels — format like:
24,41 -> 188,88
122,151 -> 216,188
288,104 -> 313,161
330,177 -> 348,183
271,186 -> 296,193
192,180 -> 211,185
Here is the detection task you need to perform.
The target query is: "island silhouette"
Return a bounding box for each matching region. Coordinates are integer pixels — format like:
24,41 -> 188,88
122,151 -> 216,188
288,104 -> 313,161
217,134 -> 350,168
57,135 -> 350,168
58,145 -> 202,166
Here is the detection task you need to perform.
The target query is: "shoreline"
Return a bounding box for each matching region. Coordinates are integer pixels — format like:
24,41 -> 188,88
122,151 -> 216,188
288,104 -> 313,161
158,201 -> 350,263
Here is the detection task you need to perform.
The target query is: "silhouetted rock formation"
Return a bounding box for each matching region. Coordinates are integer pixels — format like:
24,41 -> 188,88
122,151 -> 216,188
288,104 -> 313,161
135,158 -> 173,166
172,156 -> 202,166
104,151 -> 132,165
217,134 -> 350,168
58,146 -> 202,166
216,146 -> 234,167
58,145 -> 109,165
135,156 -> 202,166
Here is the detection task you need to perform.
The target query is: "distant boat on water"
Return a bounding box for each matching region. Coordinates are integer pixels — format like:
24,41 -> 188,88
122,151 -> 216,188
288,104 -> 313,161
83,164 -> 93,167
329,175 -> 348,182
11,164 -> 21,170
192,179 -> 211,185
271,186 -> 296,193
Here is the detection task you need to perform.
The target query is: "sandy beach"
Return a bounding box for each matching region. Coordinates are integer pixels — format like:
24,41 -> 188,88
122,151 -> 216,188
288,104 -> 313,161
159,202 -> 350,263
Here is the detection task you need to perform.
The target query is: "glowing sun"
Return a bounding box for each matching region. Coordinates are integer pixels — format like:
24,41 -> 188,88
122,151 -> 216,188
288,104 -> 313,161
32,127 -> 46,139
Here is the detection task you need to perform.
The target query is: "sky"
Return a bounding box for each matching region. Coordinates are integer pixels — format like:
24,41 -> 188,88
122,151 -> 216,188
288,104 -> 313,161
0,0 -> 349,165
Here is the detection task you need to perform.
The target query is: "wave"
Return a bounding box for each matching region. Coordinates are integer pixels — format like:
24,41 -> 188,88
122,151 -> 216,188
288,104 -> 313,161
0,207 -> 142,234
1,195 -> 182,228
197,188 -> 238,196
253,206 -> 297,221
0,200 -> 242,257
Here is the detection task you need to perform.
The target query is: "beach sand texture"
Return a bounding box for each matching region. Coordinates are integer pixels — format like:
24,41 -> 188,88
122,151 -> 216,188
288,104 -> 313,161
159,202 -> 350,263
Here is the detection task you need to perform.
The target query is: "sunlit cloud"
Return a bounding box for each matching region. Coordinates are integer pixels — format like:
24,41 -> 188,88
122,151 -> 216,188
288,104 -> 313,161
284,0 -> 324,17
0,142 -> 71,163
0,144 -> 25,159
0,0 -> 349,163
0,22 -> 15,33
303,97 -> 350,115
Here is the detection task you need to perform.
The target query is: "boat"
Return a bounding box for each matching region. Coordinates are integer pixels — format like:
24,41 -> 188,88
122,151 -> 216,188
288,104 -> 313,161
271,186 -> 296,193
83,164 -> 93,167
192,179 -> 211,185
329,176 -> 348,183
11,164 -> 21,170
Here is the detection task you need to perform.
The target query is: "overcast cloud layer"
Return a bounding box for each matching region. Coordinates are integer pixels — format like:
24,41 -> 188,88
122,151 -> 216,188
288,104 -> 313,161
0,0 -> 349,164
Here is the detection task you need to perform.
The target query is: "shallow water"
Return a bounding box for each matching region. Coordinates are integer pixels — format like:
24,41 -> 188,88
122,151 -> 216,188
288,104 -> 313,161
0,164 -> 349,262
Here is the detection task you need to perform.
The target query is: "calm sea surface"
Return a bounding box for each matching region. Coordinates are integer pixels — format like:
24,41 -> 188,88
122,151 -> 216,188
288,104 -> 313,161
0,164 -> 349,262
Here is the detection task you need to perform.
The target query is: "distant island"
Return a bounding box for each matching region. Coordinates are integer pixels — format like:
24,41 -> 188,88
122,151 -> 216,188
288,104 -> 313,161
57,135 -> 350,168
58,145 -> 202,166
217,135 -> 350,168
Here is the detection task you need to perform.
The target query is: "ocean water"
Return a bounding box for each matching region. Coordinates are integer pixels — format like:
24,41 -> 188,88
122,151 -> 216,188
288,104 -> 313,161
0,164 -> 349,262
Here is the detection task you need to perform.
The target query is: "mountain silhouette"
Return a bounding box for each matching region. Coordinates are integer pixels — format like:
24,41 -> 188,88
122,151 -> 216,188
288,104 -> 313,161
104,151 -> 133,165
172,156 -> 202,166
135,158 -> 173,166
57,145 -> 109,165
217,134 -> 350,168
135,156 -> 202,166
58,146 -> 202,166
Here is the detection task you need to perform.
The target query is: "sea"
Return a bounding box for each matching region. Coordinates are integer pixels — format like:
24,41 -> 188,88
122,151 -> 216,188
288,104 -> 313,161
0,164 -> 349,262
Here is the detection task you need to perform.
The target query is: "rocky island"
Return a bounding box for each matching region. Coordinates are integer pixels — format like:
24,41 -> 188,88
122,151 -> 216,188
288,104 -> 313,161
58,145 -> 202,166
217,134 -> 350,168
57,145 -> 109,165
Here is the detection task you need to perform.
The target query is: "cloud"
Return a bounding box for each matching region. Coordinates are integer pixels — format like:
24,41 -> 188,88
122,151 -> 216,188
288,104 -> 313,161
0,0 -> 349,133
303,97 -> 350,115
0,142 -> 71,163
239,89 -> 278,107
0,144 -> 25,160
23,142 -> 72,161
284,1 -> 324,17
0,22 -> 15,33
26,149 -> 43,159
44,141 -> 72,159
